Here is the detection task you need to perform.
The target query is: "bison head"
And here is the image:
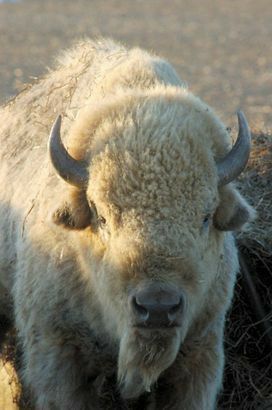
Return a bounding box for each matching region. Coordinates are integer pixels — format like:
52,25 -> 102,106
48,91 -> 254,398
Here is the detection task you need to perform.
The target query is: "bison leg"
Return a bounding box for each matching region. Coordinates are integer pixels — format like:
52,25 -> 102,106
20,330 -> 120,410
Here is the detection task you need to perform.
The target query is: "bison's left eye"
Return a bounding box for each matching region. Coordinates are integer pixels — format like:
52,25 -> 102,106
98,216 -> 106,226
98,215 -> 110,241
202,214 -> 211,230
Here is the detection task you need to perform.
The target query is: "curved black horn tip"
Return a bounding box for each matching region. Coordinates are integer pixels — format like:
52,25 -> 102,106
237,110 -> 251,140
48,114 -> 88,189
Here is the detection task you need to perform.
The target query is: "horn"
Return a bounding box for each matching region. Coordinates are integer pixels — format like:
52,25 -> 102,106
48,115 -> 89,188
217,111 -> 251,186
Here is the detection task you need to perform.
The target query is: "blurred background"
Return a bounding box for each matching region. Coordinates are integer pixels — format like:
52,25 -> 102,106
0,0 -> 271,131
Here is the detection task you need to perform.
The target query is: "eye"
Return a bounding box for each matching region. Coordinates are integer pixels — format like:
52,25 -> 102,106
98,215 -> 109,241
87,200 -> 106,227
202,214 -> 211,229
98,215 -> 106,226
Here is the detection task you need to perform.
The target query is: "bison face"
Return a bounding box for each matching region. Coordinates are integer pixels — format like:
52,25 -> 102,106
49,99 -> 254,398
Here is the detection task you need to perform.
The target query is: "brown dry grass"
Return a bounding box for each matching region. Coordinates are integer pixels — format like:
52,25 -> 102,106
238,131 -> 272,255
219,131 -> 272,409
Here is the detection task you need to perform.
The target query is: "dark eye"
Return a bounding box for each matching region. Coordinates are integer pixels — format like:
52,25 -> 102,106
202,214 -> 211,229
98,215 -> 106,226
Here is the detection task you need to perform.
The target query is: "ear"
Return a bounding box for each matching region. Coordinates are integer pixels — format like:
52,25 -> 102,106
213,185 -> 256,231
52,188 -> 95,230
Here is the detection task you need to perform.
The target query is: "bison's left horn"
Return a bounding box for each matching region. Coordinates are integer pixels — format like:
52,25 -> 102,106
48,115 -> 89,188
217,111 -> 251,186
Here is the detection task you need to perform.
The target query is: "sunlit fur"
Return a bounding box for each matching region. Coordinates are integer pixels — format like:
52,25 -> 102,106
0,39 -> 254,409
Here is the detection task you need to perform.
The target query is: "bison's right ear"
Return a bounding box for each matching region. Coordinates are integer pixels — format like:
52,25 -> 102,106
52,189 -> 95,230
213,185 -> 255,232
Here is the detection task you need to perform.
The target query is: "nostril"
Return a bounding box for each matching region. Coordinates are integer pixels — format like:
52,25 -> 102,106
168,298 -> 183,322
131,296 -> 149,321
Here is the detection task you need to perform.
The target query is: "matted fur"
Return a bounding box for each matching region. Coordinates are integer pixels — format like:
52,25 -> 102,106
0,39 -> 254,409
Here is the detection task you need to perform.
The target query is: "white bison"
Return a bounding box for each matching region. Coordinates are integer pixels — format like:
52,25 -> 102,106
0,39 -> 254,409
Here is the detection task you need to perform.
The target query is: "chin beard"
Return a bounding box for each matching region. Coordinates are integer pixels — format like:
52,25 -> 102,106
117,327 -> 181,399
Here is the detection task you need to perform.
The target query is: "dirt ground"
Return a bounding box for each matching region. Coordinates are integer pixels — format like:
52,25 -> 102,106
0,0 -> 272,132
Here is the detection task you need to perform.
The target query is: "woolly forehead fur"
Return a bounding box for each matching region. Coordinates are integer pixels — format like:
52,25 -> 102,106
67,86 -> 230,239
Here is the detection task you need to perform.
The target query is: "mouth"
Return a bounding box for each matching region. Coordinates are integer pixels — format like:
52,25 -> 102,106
133,323 -> 180,330
132,324 -> 180,344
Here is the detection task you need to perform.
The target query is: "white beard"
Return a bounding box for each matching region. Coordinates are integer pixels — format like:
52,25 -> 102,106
117,327 -> 181,399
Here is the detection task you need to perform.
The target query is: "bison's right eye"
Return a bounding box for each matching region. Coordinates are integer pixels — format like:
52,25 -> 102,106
87,200 -> 106,226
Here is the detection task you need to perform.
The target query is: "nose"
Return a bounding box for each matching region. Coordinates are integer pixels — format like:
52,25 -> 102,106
131,284 -> 184,328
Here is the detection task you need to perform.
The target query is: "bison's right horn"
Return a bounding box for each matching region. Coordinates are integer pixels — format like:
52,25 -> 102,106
217,111 -> 251,186
48,115 -> 89,188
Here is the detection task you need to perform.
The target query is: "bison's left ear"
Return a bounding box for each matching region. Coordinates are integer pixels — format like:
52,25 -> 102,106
213,185 -> 256,231
52,189 -> 95,230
